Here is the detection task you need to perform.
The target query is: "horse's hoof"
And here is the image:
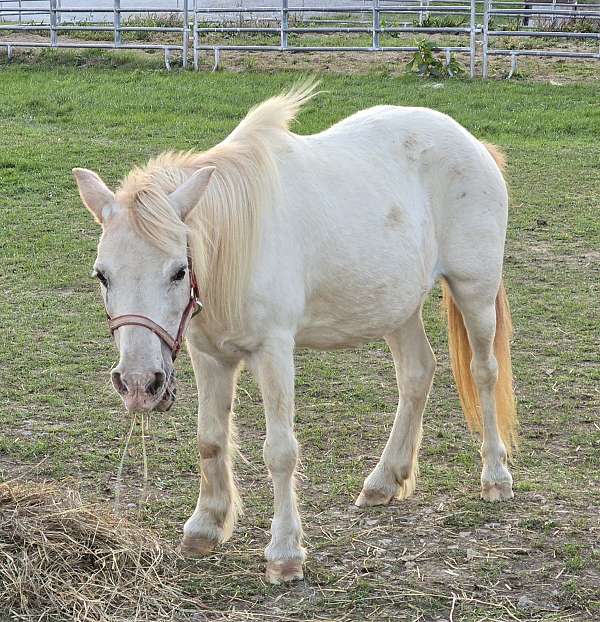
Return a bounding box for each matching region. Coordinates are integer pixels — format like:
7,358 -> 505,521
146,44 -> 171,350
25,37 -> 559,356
354,487 -> 394,507
481,481 -> 514,502
265,560 -> 304,584
179,535 -> 219,556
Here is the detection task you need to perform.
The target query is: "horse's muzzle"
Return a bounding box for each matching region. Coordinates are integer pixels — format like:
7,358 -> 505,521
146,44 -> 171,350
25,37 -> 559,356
111,367 -> 176,412
154,371 -> 177,412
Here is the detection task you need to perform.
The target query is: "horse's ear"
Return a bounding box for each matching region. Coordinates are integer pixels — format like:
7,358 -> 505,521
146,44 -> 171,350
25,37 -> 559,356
169,166 -> 215,220
72,168 -> 115,225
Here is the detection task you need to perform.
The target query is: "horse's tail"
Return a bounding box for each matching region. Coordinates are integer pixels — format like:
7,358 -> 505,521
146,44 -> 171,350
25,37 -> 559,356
442,280 -> 517,456
481,141 -> 507,173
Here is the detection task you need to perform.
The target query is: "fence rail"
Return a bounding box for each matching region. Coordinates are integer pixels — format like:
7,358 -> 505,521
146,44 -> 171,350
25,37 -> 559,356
191,0 -> 476,73
482,0 -> 600,77
1,0 -> 599,75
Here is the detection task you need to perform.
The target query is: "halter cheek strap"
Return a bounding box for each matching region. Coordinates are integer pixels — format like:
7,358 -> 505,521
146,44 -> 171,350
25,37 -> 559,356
106,257 -> 202,361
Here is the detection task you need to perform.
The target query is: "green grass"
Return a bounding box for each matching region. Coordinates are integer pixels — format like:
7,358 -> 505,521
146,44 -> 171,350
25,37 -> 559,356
0,61 -> 599,621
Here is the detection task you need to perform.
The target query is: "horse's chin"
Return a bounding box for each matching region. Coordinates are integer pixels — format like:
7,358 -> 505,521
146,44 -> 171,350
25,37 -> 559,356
154,394 -> 175,412
154,372 -> 177,412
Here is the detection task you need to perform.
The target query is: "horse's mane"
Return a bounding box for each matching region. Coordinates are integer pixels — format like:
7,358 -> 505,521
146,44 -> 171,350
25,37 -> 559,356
115,80 -> 318,328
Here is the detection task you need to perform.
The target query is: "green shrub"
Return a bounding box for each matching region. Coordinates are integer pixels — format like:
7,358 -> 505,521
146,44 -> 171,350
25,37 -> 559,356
406,39 -> 465,78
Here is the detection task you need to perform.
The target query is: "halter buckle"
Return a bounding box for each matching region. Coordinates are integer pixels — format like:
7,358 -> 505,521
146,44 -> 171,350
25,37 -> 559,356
191,297 -> 203,318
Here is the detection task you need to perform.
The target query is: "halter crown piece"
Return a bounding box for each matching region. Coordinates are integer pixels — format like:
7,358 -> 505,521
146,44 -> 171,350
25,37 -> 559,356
106,255 -> 202,361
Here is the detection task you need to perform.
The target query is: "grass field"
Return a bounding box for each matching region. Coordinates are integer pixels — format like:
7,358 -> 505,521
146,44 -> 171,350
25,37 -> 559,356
0,59 -> 599,621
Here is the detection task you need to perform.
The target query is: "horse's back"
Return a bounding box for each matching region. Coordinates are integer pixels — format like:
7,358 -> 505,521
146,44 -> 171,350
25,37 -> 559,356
254,105 -> 508,347
298,104 -> 508,281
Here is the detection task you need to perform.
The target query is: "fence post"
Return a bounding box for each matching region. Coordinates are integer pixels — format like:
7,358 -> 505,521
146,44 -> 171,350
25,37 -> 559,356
372,0 -> 380,50
445,48 -> 452,75
482,0 -> 490,79
114,0 -> 121,47
281,0 -> 288,49
508,52 -> 518,78
420,0 -> 430,26
469,0 -> 475,78
193,0 -> 199,70
49,0 -> 58,47
182,0 -> 189,68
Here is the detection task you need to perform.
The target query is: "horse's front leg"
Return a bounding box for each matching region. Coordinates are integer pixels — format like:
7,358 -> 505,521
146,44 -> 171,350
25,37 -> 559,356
250,335 -> 305,584
180,350 -> 242,555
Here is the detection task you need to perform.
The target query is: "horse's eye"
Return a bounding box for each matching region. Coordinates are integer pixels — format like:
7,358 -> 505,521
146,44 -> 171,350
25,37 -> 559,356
172,267 -> 186,282
95,271 -> 108,287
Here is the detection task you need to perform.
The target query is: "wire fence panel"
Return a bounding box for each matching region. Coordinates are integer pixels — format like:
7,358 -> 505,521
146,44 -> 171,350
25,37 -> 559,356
482,0 -> 600,77
0,0 -> 188,68
0,0 -> 599,75
192,0 -> 479,75
0,0 -> 479,73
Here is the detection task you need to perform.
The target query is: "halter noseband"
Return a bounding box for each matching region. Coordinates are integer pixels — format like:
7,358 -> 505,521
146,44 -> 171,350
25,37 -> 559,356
106,256 -> 202,361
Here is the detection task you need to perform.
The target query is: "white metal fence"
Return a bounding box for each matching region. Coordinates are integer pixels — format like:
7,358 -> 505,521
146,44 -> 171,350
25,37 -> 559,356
192,0 -> 477,74
0,1 -> 190,68
1,0 -> 599,75
482,0 -> 600,77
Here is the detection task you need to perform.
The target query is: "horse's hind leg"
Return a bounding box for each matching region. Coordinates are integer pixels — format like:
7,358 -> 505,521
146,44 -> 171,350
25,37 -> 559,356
446,279 -> 514,501
356,308 -> 435,507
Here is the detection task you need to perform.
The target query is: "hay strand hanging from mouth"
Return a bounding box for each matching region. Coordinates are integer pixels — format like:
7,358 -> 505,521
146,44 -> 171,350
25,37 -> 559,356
0,480 -> 193,622
114,413 -> 137,513
139,412 -> 150,516
114,412 -> 152,517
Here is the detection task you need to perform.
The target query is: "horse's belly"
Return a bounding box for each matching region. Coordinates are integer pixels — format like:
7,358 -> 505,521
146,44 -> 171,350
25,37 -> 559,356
295,323 -> 387,349
295,280 -> 426,349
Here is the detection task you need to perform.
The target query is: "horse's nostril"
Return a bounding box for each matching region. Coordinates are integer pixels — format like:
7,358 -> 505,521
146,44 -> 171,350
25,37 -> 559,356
111,371 -> 128,395
146,371 -> 166,396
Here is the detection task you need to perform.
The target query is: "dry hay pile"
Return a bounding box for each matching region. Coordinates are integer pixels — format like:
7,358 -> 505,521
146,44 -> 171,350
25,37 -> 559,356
0,480 -> 196,622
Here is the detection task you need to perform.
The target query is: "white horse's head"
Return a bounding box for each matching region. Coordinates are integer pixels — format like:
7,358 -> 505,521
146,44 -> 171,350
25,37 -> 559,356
73,166 -> 214,412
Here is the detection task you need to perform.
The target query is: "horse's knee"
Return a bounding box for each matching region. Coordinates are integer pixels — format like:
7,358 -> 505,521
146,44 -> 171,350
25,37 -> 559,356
264,433 -> 298,474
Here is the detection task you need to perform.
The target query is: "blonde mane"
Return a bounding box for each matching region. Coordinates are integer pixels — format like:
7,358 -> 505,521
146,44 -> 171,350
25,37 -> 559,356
115,81 -> 318,328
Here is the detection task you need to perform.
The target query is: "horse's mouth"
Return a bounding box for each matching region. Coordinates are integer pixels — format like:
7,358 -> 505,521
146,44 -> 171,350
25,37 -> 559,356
154,370 -> 177,412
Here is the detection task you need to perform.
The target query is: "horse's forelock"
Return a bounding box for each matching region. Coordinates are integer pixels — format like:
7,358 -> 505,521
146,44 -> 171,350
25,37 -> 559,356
115,161 -> 189,253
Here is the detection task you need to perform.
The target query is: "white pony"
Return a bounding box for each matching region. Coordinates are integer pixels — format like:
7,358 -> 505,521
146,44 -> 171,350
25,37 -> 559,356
73,82 -> 517,584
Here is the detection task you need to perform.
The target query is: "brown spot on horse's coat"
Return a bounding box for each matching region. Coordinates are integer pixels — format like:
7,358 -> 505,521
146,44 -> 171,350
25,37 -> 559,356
199,442 -> 220,459
403,134 -> 419,162
385,205 -> 403,229
404,133 -> 418,150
